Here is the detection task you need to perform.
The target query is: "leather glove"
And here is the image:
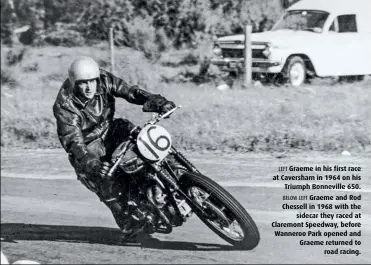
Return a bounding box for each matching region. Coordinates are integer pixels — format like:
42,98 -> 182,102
160,100 -> 176,114
142,94 -> 176,114
99,161 -> 111,179
79,154 -> 110,179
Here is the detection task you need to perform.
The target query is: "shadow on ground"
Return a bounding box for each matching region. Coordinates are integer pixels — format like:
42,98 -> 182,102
1,223 -> 236,251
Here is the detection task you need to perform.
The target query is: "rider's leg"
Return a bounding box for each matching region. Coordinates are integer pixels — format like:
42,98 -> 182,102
75,169 -> 132,231
103,118 -> 136,159
68,142 -> 128,232
101,118 -> 139,233
102,119 -> 137,204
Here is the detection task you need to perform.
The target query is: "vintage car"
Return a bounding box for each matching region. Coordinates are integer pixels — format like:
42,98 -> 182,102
210,0 -> 371,86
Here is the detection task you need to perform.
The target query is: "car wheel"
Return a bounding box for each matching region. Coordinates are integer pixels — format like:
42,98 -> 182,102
283,56 -> 306,87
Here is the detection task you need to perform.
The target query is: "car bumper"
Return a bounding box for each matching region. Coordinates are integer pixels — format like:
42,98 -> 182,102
210,58 -> 283,73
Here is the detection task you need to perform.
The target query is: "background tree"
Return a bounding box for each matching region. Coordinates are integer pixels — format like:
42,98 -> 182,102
1,0 -> 286,50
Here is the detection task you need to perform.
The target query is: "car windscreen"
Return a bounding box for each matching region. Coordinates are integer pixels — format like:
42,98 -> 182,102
272,10 -> 330,33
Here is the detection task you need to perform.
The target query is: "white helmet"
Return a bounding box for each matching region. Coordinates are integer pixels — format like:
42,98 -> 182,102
68,56 -> 100,87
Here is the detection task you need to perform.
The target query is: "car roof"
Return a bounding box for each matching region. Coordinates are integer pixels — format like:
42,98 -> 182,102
288,0 -> 370,14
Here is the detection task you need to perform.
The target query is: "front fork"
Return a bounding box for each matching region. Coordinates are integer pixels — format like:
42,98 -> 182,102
169,147 -> 200,174
150,160 -> 209,220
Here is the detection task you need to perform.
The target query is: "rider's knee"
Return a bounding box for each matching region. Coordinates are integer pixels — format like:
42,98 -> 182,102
112,118 -> 135,134
106,119 -> 136,151
76,171 -> 101,193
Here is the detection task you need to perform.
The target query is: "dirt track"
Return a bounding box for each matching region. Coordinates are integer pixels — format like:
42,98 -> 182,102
1,149 -> 370,264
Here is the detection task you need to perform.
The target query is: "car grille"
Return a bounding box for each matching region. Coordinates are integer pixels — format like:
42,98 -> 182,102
221,48 -> 266,59
252,49 -> 266,59
222,48 -> 243,58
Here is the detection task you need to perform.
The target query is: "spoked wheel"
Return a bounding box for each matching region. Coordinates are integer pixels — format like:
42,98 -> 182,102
180,172 -> 260,250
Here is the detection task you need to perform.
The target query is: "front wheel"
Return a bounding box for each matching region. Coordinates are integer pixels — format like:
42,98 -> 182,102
179,172 -> 260,250
282,56 -> 306,87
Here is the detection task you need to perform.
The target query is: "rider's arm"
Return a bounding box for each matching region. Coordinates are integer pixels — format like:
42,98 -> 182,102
53,104 -> 97,172
53,105 -> 88,159
101,69 -> 152,105
101,69 -> 175,113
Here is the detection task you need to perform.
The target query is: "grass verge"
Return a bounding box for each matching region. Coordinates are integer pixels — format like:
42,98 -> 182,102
1,44 -> 370,154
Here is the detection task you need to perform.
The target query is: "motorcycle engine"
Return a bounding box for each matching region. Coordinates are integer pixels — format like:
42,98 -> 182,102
119,148 -> 145,174
112,142 -> 145,175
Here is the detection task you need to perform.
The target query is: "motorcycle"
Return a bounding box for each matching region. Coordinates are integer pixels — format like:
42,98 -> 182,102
96,106 -> 260,250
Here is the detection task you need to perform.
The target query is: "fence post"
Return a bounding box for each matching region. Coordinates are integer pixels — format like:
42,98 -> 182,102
109,27 -> 115,74
244,24 -> 252,87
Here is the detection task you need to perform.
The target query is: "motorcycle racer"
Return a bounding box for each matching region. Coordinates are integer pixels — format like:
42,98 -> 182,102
52,56 -> 175,234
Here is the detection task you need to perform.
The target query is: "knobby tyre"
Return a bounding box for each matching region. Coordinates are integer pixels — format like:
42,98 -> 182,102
179,172 -> 260,250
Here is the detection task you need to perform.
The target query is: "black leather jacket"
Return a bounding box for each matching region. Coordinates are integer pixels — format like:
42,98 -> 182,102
53,69 -> 153,163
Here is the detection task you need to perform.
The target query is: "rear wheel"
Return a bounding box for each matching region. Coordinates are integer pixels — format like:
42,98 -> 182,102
179,172 -> 260,250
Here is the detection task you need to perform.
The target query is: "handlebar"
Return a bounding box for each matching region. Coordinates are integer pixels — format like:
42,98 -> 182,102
145,105 -> 182,126
126,105 -> 182,143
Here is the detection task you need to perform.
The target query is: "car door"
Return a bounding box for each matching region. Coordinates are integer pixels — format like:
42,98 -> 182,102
325,14 -> 362,76
353,12 -> 371,75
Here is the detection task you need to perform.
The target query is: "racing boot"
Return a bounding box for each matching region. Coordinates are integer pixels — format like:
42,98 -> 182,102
115,201 -> 149,241
112,206 -> 135,235
102,195 -> 137,237
97,177 -> 134,234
